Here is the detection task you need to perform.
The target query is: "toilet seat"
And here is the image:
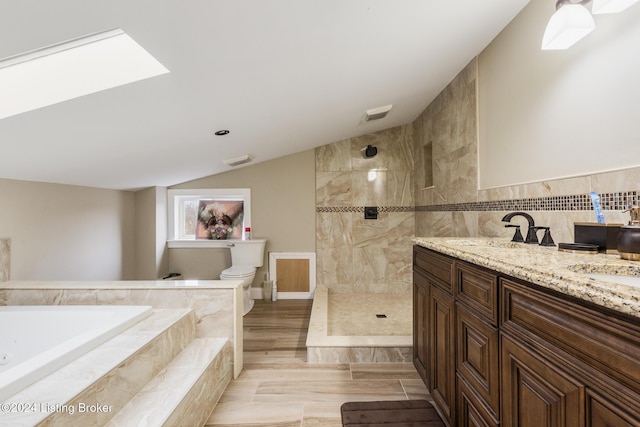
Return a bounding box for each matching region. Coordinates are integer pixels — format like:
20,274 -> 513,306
220,266 -> 256,278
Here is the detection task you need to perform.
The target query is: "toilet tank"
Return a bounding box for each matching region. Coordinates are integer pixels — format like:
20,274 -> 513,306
228,239 -> 266,267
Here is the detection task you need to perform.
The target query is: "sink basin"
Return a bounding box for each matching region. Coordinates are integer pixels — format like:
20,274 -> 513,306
586,274 -> 640,288
566,264 -> 640,288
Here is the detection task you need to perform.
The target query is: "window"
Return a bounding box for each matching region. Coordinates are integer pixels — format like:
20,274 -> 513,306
168,188 -> 251,248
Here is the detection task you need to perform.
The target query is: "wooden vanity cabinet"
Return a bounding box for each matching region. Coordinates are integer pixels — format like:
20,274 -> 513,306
455,262 -> 500,425
430,284 -> 456,426
414,246 -> 500,426
413,270 -> 429,387
501,277 -> 640,427
413,245 -> 640,427
456,305 -> 500,426
414,246 -> 456,427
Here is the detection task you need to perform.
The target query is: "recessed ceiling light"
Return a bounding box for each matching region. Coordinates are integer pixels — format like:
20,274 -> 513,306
214,129 -> 230,136
0,28 -> 169,120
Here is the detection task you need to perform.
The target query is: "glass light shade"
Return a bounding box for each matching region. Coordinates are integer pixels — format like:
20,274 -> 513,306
541,3 -> 596,50
0,29 -> 169,120
592,0 -> 640,13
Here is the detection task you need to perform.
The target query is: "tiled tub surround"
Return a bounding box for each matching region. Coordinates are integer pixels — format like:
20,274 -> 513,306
1,308 -> 186,425
306,286 -> 412,364
413,237 -> 640,319
0,305 -> 152,402
1,307 -> 234,426
0,238 -> 9,282
0,280 -> 244,378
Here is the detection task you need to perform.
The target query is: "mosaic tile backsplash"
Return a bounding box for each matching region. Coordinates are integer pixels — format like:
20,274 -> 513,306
317,190 -> 639,214
414,191 -> 639,212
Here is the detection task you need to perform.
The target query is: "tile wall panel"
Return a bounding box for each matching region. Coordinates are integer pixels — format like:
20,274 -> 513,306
316,56 -> 640,292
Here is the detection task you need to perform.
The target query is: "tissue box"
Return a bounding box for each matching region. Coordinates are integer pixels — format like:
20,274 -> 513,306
574,222 -> 623,254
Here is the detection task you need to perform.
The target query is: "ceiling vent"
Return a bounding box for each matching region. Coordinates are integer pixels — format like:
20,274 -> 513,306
364,104 -> 393,121
223,154 -> 252,167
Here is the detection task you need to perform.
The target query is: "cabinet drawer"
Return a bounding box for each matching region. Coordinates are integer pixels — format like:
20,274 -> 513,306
501,277 -> 640,394
456,262 -> 498,326
414,246 -> 454,294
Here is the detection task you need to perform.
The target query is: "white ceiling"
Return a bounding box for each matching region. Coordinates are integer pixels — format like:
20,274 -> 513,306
0,0 -> 530,191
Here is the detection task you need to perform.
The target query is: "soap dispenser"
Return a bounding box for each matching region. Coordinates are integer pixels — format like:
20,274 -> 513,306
617,206 -> 640,261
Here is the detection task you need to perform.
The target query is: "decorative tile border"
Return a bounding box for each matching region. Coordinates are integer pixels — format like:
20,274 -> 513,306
316,191 -> 639,213
316,206 -> 415,213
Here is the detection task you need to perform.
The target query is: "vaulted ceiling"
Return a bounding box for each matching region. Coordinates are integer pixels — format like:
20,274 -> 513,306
0,0 -> 530,190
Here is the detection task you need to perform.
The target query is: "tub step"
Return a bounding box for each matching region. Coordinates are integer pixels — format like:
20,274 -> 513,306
105,338 -> 233,427
1,308 -> 195,427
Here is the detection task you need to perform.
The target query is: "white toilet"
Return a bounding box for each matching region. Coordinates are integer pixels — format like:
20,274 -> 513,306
220,239 -> 266,316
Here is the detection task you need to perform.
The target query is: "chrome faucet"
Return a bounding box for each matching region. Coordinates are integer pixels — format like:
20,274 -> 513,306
501,212 -> 538,244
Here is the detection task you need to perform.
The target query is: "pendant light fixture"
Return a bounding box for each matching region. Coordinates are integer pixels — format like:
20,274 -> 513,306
542,0 -> 596,50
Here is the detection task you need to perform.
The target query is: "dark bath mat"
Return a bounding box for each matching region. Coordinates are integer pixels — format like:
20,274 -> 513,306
340,399 -> 445,426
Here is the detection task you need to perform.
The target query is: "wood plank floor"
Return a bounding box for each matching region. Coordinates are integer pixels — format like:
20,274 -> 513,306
205,299 -> 430,427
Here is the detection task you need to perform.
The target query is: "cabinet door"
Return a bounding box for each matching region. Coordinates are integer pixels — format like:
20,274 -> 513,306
430,285 -> 456,427
413,271 -> 429,388
456,303 -> 500,419
458,374 -> 499,427
586,390 -> 640,427
501,333 -> 584,427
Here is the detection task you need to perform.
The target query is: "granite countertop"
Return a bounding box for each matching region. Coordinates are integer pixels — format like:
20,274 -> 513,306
413,237 -> 640,319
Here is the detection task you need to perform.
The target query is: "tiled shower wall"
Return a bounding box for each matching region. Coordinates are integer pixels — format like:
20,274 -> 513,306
0,238 -> 9,282
315,126 -> 415,293
316,56 -> 640,294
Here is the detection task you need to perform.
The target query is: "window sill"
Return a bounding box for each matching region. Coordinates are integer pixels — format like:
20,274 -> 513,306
167,240 -> 239,249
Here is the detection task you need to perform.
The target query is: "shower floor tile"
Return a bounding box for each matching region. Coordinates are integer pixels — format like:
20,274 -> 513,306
327,293 -> 412,336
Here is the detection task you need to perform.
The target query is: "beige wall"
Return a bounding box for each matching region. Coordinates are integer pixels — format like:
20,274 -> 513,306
478,0 -> 640,188
134,186 -> 169,279
315,126 -> 415,293
0,178 -> 135,280
169,149 -> 316,281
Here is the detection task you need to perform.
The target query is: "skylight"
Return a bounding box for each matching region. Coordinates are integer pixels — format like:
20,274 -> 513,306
0,28 -> 169,120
